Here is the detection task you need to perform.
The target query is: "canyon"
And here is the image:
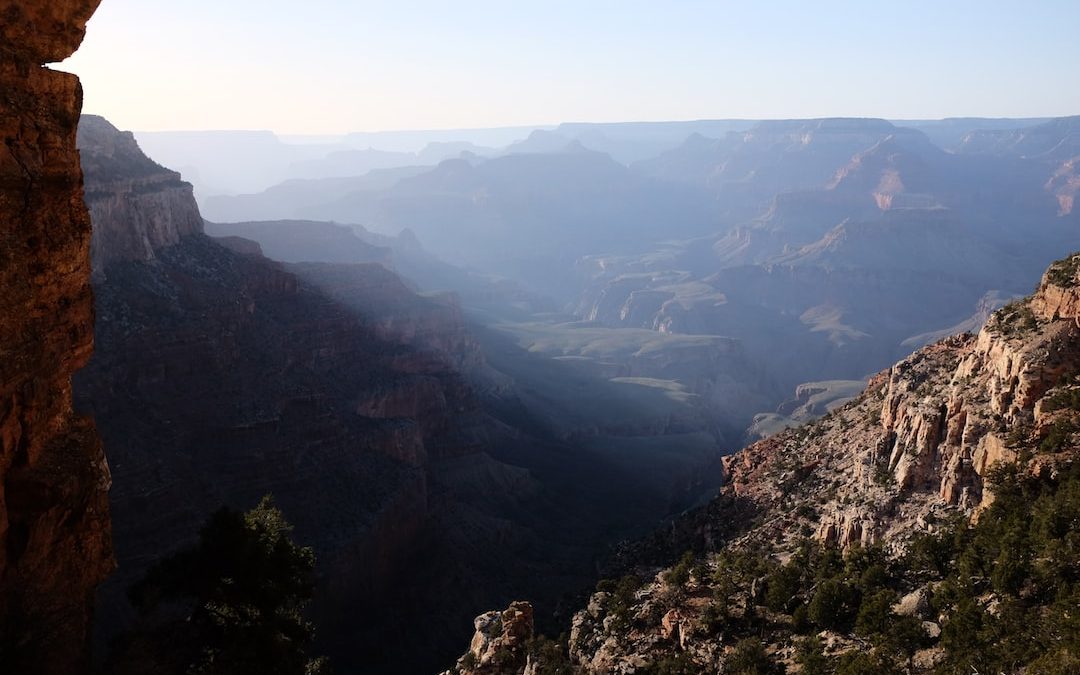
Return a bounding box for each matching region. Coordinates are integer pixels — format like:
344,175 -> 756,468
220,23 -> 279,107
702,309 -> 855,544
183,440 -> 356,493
448,252 -> 1080,675
2,4 -> 1079,673
73,116 -> 738,674
202,115 -> 1080,447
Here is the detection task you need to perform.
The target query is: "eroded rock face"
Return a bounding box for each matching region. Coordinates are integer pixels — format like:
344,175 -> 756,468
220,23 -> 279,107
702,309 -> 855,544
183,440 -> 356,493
445,602 -> 536,675
1030,253 -> 1080,320
78,115 -> 204,279
703,263 -> 1080,560
0,1 -> 100,62
0,1 -> 112,672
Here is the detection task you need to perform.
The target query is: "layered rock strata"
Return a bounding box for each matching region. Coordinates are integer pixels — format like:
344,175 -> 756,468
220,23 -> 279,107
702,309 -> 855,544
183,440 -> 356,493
77,115 -> 203,278
0,2 -> 112,673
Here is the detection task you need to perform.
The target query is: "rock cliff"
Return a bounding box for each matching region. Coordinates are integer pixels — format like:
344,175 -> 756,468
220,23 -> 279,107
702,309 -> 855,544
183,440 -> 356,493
0,2 -> 112,673
700,254 -> 1080,554
78,115 -> 203,278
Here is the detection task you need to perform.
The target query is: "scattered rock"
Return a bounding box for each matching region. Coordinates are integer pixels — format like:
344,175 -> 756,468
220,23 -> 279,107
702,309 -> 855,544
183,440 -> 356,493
894,588 -> 932,619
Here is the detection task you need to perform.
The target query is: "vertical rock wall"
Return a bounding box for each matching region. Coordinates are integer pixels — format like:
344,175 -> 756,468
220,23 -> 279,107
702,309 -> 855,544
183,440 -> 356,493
0,2 -> 112,672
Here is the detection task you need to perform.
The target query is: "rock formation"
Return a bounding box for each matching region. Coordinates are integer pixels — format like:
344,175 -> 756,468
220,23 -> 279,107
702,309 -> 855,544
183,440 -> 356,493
716,255 -> 1080,552
445,601 -> 536,675
0,2 -> 112,672
78,115 -> 203,278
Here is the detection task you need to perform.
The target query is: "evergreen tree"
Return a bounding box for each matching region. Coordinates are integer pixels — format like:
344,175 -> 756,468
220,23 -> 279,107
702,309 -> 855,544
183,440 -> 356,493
115,496 -> 329,675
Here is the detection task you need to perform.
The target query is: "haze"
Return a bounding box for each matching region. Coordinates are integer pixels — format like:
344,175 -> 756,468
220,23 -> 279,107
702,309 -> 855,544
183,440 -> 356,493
63,0 -> 1080,134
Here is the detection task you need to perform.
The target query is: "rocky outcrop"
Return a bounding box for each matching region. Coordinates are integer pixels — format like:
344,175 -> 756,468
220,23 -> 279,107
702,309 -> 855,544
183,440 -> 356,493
715,270 -> 1080,555
77,115 -> 203,278
1030,253 -> 1080,319
557,254 -> 1080,665
445,602 -> 536,675
0,2 -> 112,673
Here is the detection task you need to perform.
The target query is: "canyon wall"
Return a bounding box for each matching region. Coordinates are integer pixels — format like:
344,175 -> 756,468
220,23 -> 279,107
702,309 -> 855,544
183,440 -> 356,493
0,2 -> 112,672
78,115 -> 204,278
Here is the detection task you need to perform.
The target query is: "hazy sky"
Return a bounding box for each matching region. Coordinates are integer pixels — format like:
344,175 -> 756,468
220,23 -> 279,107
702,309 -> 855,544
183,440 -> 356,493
62,0 -> 1080,134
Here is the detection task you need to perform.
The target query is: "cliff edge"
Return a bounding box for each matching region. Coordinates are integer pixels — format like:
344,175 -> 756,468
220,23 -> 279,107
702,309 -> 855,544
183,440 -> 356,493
0,2 -> 113,673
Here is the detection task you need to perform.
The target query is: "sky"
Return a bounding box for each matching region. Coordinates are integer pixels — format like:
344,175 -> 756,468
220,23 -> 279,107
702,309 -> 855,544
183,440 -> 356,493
61,0 -> 1080,135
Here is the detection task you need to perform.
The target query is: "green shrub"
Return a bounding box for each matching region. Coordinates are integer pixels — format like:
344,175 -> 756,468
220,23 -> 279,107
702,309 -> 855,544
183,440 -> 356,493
791,604 -> 811,634
1040,419 -> 1077,453
808,579 -> 859,632
664,551 -> 696,587
1042,388 -> 1080,412
834,649 -> 900,675
1046,254 -> 1080,287
854,589 -> 897,638
796,635 -> 830,675
604,575 -> 642,629
526,635 -> 573,675
726,638 -> 775,675
764,563 -> 802,613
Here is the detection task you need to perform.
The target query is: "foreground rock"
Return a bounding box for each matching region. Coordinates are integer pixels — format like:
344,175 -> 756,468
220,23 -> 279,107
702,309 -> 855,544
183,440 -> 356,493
0,2 -> 112,673
444,602 -> 536,675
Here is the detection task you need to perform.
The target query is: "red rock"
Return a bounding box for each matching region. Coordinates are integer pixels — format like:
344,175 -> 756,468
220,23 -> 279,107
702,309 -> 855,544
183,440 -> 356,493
0,2 -> 112,672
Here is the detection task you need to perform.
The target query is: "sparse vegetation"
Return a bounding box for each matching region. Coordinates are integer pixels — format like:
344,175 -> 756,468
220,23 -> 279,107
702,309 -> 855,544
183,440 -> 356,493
1040,418 -> 1077,453
1042,387 -> 1080,413
1046,254 -> 1080,287
866,406 -> 882,425
603,461 -> 1080,675
663,551 -> 696,587
641,652 -> 701,675
597,574 -> 644,631
873,462 -> 895,486
526,636 -> 574,674
796,635 -> 829,675
726,638 -> 778,675
989,299 -> 1039,337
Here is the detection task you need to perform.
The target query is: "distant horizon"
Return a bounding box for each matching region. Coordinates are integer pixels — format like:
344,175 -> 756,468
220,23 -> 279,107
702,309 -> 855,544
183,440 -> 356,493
112,114 -> 1072,138
62,0 -> 1080,135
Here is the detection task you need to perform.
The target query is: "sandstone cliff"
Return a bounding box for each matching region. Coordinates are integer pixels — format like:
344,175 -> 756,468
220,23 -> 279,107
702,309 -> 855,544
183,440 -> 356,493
0,2 -> 112,672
